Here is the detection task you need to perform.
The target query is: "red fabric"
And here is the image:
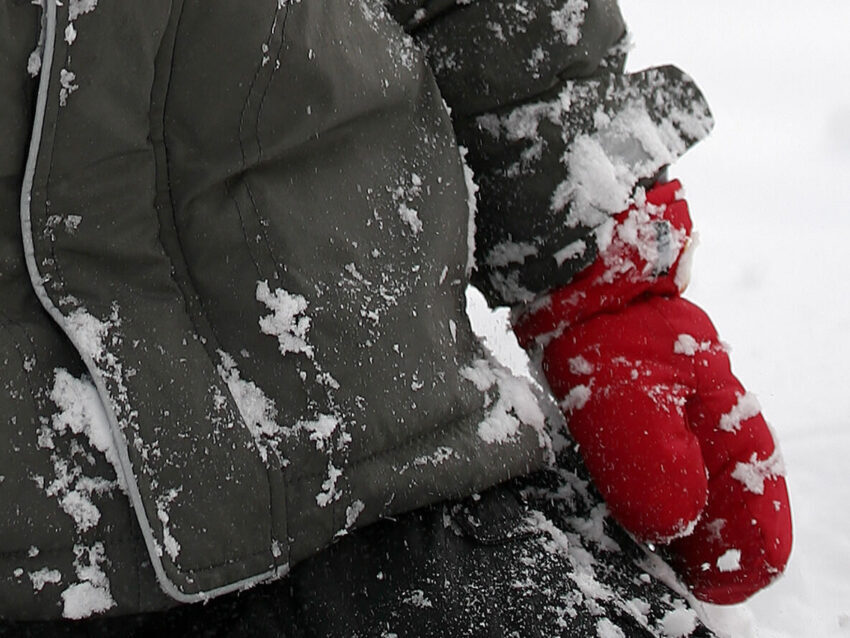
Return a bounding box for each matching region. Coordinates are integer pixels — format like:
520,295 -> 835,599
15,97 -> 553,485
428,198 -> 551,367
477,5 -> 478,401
516,182 -> 792,604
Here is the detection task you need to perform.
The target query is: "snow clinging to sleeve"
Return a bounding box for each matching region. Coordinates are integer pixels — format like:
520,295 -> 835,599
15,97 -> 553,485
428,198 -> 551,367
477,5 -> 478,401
718,392 -> 761,433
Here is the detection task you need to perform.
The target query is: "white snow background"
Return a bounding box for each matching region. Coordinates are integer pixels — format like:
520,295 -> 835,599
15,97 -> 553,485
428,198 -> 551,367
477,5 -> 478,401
468,1 -> 850,636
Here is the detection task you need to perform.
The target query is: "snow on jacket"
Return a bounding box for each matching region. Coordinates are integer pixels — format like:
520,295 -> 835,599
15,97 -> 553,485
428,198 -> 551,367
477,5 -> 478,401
0,0 -> 711,620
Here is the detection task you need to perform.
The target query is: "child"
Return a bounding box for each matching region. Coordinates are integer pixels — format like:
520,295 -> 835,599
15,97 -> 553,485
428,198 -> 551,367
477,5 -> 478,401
0,0 -> 787,633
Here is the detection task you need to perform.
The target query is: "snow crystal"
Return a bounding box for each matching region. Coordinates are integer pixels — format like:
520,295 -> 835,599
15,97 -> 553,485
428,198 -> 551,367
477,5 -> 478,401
731,448 -> 786,494
61,543 -> 115,619
716,548 -> 742,572
256,280 -> 313,358
460,358 -> 547,445
29,568 -> 62,592
718,392 -> 761,433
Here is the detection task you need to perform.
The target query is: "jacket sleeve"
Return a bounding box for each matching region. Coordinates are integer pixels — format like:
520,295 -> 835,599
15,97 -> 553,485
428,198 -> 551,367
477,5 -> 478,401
385,0 -> 714,306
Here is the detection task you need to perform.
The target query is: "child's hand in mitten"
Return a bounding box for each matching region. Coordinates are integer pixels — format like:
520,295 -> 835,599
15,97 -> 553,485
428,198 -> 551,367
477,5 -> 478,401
513,181 -> 792,604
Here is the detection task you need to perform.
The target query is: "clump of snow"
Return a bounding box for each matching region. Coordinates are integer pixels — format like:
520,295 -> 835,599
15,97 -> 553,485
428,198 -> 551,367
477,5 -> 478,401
402,589 -> 433,608
673,333 -> 712,356
316,461 -> 342,507
60,543 -> 115,619
217,351 -> 286,465
659,606 -> 699,637
27,49 -> 42,77
68,0 -> 98,20
596,617 -> 626,638
561,384 -> 591,412
50,368 -> 121,480
568,356 -> 594,375
716,548 -> 742,572
718,392 -> 761,433
550,0 -> 587,45
553,239 -> 587,266
345,500 -> 365,528
29,567 -> 62,592
460,358 -> 548,445
731,448 -> 786,495
256,280 -> 313,358
297,414 -> 339,451
36,369 -> 123,533
156,488 -> 182,562
58,69 -> 78,106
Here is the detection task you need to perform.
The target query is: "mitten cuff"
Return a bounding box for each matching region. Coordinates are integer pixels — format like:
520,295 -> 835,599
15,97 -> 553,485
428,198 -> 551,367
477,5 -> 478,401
514,179 -> 693,347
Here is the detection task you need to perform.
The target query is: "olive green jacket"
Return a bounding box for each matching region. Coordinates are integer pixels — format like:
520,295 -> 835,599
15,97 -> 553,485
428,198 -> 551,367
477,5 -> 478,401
0,0 -> 711,620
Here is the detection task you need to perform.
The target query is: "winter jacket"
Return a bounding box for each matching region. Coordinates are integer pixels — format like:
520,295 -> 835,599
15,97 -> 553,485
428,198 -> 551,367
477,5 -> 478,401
0,0 -> 711,620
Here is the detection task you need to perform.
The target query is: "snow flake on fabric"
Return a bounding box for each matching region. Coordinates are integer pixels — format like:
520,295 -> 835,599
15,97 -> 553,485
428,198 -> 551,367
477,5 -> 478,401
256,280 -> 313,359
35,369 -> 122,533
390,172 -> 426,236
673,334 -> 712,357
156,488 -> 182,561
460,357 -> 548,446
716,548 -> 741,573
216,351 -> 287,466
58,69 -> 78,107
550,0 -> 587,46
58,0 -> 99,105
60,543 -> 114,619
731,448 -> 786,495
316,461 -> 343,507
29,567 -> 63,592
718,392 -> 761,433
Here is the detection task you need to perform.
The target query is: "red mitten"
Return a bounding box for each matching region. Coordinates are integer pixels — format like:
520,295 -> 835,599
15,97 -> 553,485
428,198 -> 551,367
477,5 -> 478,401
514,181 -> 792,604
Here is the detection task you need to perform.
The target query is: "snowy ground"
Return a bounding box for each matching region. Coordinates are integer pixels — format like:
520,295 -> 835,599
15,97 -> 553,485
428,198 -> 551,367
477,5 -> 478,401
469,2 -> 850,636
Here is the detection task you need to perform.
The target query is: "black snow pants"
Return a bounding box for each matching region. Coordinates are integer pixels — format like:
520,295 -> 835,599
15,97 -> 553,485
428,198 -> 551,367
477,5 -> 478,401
0,447 -> 716,637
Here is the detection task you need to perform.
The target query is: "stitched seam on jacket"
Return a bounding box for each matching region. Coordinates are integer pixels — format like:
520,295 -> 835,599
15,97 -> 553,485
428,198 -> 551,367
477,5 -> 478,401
153,0 -> 287,576
232,1 -> 290,278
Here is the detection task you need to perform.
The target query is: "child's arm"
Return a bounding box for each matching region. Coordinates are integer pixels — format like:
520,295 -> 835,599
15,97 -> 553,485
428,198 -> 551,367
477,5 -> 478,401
513,180 -> 793,603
